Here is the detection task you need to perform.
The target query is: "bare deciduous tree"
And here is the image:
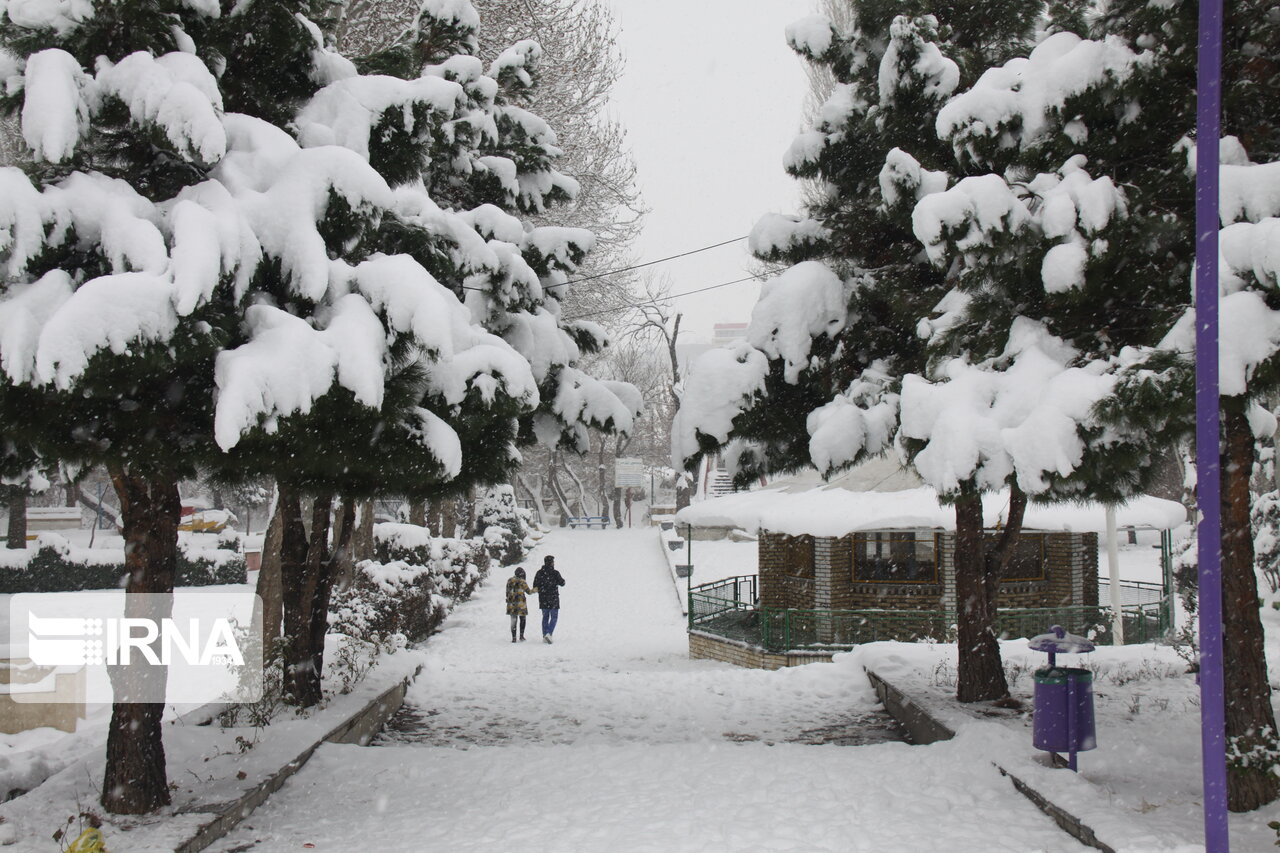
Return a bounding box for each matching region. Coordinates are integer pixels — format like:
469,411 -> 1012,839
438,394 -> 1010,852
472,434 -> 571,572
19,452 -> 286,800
622,273 -> 682,401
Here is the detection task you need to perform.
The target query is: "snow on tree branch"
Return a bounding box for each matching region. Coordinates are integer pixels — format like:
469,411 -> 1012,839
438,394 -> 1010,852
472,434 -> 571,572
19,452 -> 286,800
936,32 -> 1145,168
670,344 -> 769,470
900,319 -> 1115,495
746,261 -> 847,383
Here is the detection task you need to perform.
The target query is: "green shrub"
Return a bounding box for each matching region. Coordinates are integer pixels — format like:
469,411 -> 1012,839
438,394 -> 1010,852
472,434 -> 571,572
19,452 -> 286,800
0,535 -> 247,593
474,486 -> 534,566
333,529 -> 490,648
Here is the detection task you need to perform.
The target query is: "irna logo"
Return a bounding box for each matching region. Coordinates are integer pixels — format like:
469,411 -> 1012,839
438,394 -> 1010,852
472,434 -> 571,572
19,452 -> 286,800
26,613 -> 245,667
7,591 -> 263,704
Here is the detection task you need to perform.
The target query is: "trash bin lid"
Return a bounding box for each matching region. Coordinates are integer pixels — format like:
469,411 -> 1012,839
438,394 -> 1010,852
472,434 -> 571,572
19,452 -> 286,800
1028,624 -> 1095,655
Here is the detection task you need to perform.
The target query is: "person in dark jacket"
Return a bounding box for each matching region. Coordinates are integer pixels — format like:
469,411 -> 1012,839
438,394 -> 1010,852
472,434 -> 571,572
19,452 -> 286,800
505,567 -> 532,643
532,555 -> 565,643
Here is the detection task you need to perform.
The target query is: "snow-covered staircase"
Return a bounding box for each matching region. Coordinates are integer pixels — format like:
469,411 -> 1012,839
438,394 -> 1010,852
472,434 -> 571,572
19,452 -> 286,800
709,469 -> 735,497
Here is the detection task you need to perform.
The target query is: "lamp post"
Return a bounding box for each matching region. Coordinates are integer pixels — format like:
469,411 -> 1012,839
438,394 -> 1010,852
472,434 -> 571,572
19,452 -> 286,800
1105,505 -> 1124,645
1194,0 -> 1229,847
686,523 -> 693,605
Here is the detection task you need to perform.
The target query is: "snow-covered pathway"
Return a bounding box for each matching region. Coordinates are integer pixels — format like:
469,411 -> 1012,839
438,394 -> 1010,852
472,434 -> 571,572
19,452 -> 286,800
379,527 -> 899,747
214,529 -> 1089,852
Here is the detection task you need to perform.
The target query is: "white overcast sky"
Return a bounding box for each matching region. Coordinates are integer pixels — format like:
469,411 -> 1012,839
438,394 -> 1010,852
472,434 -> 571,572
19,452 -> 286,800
607,0 -> 815,343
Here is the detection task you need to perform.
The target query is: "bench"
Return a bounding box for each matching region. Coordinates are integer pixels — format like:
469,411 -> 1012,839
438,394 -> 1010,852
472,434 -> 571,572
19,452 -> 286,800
24,507 -> 82,539
26,507 -> 82,530
567,516 -> 609,529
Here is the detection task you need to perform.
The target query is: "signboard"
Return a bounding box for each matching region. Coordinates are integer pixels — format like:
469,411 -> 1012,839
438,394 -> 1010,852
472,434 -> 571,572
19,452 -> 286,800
614,457 -> 646,489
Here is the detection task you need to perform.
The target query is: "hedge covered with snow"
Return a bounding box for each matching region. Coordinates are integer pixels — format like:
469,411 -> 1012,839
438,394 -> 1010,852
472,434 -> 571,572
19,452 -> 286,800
329,525 -> 491,650
0,534 -> 247,594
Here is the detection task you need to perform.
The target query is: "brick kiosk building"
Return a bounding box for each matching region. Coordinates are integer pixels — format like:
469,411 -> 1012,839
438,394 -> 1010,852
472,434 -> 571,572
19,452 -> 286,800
677,469 -> 1186,667
757,526 -> 1099,644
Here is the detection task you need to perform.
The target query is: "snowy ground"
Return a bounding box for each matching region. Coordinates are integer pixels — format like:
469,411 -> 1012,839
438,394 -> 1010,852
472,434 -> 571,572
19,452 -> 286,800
856,637 -> 1280,851
213,528 -> 1091,853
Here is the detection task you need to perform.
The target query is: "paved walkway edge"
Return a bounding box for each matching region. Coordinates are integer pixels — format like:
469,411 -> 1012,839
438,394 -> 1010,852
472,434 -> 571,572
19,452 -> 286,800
172,666 -> 421,853
864,668 -> 1116,853
657,527 -> 690,615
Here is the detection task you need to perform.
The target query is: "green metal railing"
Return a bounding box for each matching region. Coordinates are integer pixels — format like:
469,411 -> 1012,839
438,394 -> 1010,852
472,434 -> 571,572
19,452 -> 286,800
688,577 -> 1173,653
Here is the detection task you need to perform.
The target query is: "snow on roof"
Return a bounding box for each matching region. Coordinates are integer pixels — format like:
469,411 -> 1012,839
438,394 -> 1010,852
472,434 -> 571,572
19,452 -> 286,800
674,485 -> 1185,538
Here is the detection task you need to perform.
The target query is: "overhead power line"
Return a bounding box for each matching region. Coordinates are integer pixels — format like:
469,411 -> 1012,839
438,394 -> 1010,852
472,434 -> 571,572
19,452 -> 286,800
563,273 -> 765,321
460,234 -> 750,292
555,234 -> 748,287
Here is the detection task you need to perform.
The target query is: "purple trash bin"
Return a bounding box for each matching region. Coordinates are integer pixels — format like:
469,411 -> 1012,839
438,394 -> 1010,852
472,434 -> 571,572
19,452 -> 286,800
1029,625 -> 1097,771
1032,667 -> 1097,753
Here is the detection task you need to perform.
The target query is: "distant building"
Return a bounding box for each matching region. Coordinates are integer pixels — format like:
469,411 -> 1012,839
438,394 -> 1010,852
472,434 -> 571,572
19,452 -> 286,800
711,322 -> 749,347
675,322 -> 751,375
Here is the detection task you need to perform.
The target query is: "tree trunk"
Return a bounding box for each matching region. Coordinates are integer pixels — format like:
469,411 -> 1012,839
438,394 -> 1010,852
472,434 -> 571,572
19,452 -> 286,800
985,486 -> 1028,582
279,484 -> 323,707
1221,398 -> 1280,811
563,462 -> 589,516
100,467 -> 181,815
437,498 -> 456,538
516,474 -> 546,526
953,485 -> 1009,703
304,495 -> 344,699
409,499 -> 426,528
6,486 -> 26,549
462,487 -> 477,538
597,438 -> 610,519
332,498 -> 359,590
667,312 -> 682,388
256,499 -> 285,668
352,498 -> 375,562
65,481 -> 79,508
547,453 -> 573,522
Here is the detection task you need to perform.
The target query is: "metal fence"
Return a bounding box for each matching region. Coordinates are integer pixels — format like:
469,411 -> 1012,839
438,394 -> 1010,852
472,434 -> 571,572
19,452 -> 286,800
688,576 -> 1172,653
1098,578 -> 1165,607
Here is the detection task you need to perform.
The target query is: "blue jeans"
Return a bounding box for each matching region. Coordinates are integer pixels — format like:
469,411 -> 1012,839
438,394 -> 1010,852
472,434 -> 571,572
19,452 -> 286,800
541,608 -> 559,636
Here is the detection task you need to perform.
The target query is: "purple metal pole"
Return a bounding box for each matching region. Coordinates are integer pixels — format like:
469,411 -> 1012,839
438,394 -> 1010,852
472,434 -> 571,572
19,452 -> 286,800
1195,0 -> 1229,848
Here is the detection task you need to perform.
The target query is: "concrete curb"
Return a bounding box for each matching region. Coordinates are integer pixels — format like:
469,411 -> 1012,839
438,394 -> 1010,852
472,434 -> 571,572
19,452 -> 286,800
998,767 -> 1116,853
864,667 -> 1115,853
657,527 -> 691,615
172,666 -> 420,853
863,669 -> 955,746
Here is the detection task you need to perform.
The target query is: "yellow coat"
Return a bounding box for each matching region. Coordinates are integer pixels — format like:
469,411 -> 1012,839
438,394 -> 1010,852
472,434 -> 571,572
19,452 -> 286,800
506,576 -> 532,616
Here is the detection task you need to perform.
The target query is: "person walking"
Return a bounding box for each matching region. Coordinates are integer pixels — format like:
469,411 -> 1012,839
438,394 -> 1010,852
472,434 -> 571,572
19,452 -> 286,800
505,567 -> 532,643
532,555 -> 565,643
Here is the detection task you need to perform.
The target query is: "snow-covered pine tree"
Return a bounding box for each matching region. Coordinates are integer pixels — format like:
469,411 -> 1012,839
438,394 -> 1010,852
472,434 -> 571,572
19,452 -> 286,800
927,0 -> 1280,808
0,0 -> 246,814
211,0 -> 637,707
351,1 -> 641,458
474,483 -> 531,565
672,2 -> 1040,704
0,0 -> 636,811
901,13 -> 1181,701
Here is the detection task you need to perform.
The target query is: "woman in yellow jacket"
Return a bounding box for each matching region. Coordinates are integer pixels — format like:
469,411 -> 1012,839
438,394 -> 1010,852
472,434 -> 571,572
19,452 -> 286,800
506,567 -> 532,643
